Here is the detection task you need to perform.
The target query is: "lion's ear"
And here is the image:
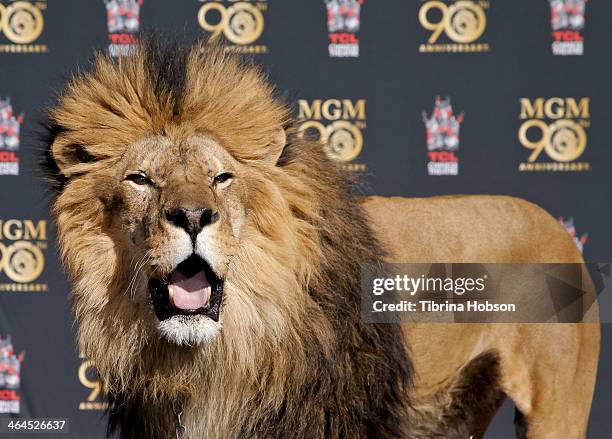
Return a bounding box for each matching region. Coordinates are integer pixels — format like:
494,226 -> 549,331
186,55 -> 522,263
50,139 -> 95,176
45,121 -> 97,176
266,127 -> 287,165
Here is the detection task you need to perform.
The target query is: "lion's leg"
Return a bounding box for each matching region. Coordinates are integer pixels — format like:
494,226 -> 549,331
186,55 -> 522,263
498,323 -> 599,439
430,351 -> 507,438
467,393 -> 506,439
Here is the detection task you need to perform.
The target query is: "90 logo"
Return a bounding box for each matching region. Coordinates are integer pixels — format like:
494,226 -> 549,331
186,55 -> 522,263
418,0 -> 487,44
0,241 -> 44,283
0,220 -> 46,284
78,358 -> 103,403
299,121 -> 363,163
77,354 -> 108,410
0,1 -> 44,44
519,120 -> 586,163
198,1 -> 266,45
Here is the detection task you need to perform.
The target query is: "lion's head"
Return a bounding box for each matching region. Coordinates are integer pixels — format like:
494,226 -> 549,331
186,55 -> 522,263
46,39 -> 301,346
43,38 -> 412,438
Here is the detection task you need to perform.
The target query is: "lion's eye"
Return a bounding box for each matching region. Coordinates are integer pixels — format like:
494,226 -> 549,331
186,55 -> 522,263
126,173 -> 151,186
213,172 -> 233,186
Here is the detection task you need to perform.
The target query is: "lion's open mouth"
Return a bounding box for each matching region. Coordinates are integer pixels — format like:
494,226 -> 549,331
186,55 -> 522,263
148,254 -> 224,322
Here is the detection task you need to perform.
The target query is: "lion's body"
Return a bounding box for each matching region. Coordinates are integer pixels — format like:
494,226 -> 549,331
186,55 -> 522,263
43,39 -> 599,439
363,195 -> 600,437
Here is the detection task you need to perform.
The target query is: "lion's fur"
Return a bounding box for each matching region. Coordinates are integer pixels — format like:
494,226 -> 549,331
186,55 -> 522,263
41,39 -> 456,438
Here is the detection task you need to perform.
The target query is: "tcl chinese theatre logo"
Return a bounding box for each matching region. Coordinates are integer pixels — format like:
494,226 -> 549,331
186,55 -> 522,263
78,355 -> 107,411
298,99 -> 366,171
0,0 -> 47,53
518,97 -> 590,172
105,0 -> 143,57
198,0 -> 268,54
423,96 -> 463,176
549,0 -> 587,56
324,0 -> 363,58
0,97 -> 23,176
418,0 -> 489,53
0,334 -> 25,415
0,219 -> 48,292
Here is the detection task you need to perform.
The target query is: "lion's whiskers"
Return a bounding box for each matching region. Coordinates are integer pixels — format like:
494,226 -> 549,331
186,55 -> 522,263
125,251 -> 151,301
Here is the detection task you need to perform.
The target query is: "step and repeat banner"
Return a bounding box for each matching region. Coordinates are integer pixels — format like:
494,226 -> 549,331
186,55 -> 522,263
0,1 -> 611,437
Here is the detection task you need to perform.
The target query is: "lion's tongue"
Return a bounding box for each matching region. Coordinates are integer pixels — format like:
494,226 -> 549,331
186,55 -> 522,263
168,270 -> 210,310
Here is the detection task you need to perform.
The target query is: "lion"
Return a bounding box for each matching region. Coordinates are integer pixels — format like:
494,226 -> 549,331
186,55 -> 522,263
42,39 -> 599,438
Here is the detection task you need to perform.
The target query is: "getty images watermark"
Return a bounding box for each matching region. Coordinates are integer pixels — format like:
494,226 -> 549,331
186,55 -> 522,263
361,263 -> 609,323
371,271 -> 506,313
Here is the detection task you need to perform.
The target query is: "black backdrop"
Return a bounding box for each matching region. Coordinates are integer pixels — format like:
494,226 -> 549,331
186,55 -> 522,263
0,1 -> 610,437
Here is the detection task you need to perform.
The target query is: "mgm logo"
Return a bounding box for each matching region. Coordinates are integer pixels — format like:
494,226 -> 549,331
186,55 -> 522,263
197,0 -> 268,53
0,219 -> 47,292
518,97 -> 590,172
0,1 -> 47,53
297,99 -> 366,171
418,0 -> 489,53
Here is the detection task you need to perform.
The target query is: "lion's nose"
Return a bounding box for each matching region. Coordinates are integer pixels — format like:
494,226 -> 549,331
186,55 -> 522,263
165,207 -> 219,241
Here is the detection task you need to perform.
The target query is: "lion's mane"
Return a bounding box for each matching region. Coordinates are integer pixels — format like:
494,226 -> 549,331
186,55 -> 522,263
43,38 -> 426,438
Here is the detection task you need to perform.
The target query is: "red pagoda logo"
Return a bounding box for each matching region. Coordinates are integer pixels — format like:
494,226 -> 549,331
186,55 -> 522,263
423,96 -> 463,176
105,0 -> 142,57
0,97 -> 23,176
0,334 -> 25,414
325,0 -> 363,57
549,0 -> 587,55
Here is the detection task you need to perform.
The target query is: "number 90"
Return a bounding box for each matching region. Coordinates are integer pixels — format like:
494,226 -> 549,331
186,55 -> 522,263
198,2 -> 264,45
419,1 -> 486,44
518,120 -> 587,163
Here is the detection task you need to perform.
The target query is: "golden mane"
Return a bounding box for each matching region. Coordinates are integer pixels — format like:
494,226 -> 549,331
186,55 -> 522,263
49,39 -> 288,175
